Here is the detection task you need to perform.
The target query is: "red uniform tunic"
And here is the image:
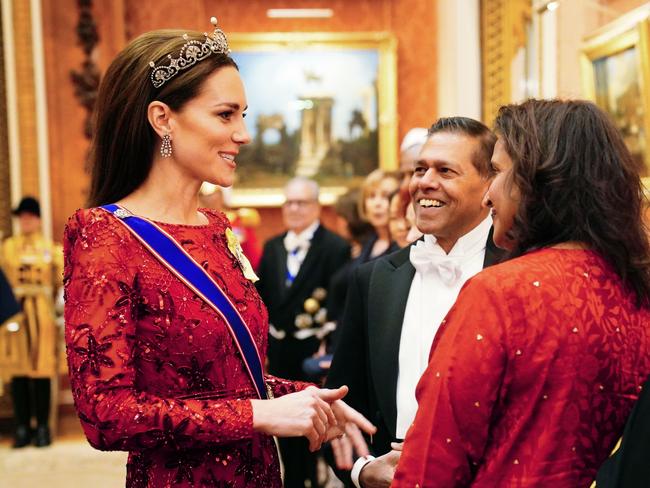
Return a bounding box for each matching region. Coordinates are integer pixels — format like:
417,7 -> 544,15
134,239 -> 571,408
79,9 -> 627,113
393,248 -> 650,488
64,208 -> 305,487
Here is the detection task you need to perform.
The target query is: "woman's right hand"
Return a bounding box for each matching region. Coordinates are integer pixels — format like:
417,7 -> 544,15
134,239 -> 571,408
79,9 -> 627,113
251,386 -> 344,451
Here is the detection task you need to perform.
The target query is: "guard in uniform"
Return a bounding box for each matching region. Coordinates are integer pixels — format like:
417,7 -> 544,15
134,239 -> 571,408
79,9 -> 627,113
257,178 -> 349,487
1,197 -> 63,447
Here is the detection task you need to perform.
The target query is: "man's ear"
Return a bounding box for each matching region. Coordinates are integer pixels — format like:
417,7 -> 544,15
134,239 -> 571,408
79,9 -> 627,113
148,100 -> 173,138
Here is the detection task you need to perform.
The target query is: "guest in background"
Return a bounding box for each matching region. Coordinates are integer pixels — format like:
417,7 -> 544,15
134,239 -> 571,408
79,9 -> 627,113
398,128 -> 429,200
331,188 -> 374,261
393,99 -> 650,487
320,171 -> 403,388
324,170 -> 401,363
1,196 -> 63,448
396,128 -> 428,246
356,170 -> 400,263
326,117 -> 500,487
388,191 -> 420,249
301,188 -> 373,384
302,169 -> 403,387
257,176 -> 351,487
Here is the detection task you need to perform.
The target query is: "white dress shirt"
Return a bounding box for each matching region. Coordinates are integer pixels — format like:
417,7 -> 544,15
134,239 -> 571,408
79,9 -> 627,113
395,216 -> 492,438
283,220 -> 319,286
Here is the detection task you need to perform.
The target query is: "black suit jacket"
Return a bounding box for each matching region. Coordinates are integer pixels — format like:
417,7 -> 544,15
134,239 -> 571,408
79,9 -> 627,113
595,374 -> 650,488
257,224 -> 350,380
325,232 -> 502,483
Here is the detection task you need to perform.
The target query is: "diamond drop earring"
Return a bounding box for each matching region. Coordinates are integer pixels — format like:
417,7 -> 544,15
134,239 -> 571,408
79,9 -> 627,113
160,133 -> 173,158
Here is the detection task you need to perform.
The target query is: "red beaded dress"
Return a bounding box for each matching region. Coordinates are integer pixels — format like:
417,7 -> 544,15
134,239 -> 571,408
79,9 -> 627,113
393,248 -> 650,488
64,208 -> 306,487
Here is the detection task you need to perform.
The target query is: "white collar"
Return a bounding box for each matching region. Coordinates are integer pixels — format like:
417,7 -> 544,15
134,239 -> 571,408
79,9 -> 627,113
286,220 -> 320,242
424,215 -> 492,258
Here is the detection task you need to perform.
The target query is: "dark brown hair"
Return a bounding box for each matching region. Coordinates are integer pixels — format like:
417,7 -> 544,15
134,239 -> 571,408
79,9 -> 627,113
495,98 -> 650,306
87,30 -> 237,207
428,116 -> 496,177
334,188 -> 373,244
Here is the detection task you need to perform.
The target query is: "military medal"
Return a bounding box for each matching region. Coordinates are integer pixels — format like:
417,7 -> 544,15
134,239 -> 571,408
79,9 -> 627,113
295,313 -> 314,329
225,228 -> 259,282
303,297 -> 320,314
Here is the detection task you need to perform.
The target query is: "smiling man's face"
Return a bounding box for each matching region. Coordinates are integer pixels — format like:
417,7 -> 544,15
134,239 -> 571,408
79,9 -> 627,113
409,131 -> 490,253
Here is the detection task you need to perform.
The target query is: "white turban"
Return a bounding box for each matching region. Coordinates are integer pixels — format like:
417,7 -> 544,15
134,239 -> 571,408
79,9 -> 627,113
399,127 -> 429,153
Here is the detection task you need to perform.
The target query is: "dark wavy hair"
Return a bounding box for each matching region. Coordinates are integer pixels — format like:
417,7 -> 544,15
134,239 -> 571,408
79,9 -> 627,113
87,30 -> 237,207
494,99 -> 650,306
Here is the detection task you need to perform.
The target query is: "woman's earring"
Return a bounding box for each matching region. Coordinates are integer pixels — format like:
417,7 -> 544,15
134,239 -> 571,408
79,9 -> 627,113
161,133 -> 173,158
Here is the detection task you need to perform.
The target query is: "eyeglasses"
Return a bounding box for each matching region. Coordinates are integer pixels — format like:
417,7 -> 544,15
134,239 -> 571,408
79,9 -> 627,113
283,199 -> 317,208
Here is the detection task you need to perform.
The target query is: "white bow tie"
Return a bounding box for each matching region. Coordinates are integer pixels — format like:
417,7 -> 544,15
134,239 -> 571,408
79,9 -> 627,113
284,232 -> 311,254
409,240 -> 462,286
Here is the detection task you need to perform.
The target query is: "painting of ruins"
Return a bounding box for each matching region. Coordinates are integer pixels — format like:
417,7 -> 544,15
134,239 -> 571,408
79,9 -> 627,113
227,33 -> 397,206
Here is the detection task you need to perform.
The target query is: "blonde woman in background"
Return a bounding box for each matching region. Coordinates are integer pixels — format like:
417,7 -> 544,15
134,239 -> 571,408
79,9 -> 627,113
356,169 -> 400,262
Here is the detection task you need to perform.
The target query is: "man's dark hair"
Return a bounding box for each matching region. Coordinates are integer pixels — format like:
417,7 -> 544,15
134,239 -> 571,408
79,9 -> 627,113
428,116 -> 496,177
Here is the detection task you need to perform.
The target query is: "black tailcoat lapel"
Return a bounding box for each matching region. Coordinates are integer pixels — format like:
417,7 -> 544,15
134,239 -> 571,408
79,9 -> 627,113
367,246 -> 415,438
366,230 -> 503,439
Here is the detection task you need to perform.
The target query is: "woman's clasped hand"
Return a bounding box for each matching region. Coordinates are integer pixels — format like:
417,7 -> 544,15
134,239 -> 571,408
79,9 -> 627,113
251,385 -> 376,452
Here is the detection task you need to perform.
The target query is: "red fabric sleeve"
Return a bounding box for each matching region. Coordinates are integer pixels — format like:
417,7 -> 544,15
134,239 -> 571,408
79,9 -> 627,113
392,276 -> 508,487
265,375 -> 312,397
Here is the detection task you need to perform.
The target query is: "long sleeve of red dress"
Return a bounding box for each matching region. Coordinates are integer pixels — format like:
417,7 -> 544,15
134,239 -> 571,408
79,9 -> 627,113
64,208 -> 307,487
393,248 -> 650,488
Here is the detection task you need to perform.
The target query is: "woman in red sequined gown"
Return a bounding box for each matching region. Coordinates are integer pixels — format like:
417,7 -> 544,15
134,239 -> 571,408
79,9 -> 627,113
64,20 -> 374,488
393,100 -> 650,487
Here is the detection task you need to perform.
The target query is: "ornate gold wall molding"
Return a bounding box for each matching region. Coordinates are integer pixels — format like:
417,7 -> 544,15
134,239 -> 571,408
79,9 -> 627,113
12,0 -> 39,199
481,0 -> 531,125
0,7 -> 10,239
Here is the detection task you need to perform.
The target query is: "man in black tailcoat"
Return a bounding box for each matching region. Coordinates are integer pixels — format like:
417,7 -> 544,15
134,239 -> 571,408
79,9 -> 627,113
326,117 -> 504,488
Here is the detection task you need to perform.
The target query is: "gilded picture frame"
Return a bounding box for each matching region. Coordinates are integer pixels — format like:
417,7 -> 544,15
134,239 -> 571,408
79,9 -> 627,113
225,32 -> 398,207
581,7 -> 650,183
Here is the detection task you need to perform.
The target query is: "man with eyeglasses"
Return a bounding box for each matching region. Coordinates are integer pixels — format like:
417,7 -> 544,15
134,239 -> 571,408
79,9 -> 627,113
257,176 -> 350,487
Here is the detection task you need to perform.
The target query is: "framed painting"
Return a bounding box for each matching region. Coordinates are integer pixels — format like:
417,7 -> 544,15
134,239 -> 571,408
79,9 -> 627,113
225,32 -> 397,207
581,7 -> 650,182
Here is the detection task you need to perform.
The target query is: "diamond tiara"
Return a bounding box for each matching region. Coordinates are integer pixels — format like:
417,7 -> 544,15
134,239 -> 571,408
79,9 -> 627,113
149,16 -> 230,89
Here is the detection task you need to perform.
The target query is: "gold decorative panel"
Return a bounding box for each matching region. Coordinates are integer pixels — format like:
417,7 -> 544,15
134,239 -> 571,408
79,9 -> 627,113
481,0 -> 531,125
12,0 -> 39,199
0,6 -> 11,239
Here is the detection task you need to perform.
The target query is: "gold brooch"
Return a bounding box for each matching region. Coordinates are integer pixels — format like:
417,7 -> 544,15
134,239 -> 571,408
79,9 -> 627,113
225,228 -> 259,282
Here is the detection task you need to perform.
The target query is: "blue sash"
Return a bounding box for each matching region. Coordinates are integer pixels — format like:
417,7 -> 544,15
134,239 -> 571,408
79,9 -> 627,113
101,204 -> 268,399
